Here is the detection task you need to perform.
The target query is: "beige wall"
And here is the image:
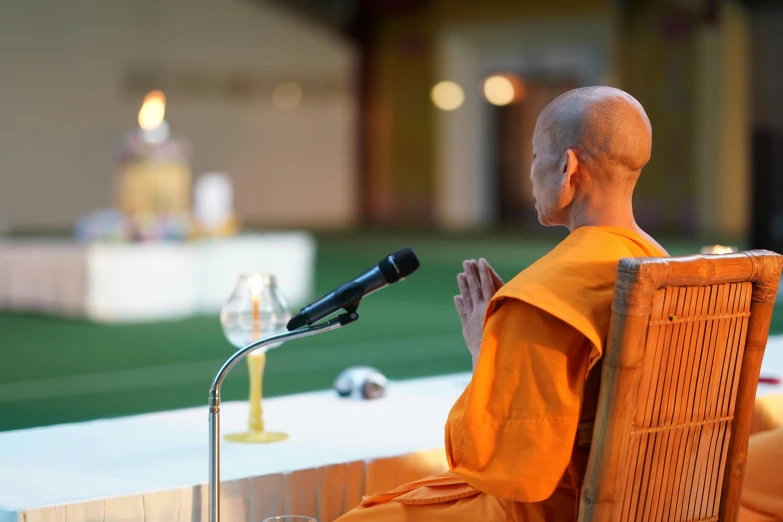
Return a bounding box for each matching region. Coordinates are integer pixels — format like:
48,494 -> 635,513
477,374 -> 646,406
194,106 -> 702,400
0,0 -> 357,231
694,1 -> 750,239
434,15 -> 614,229
362,0 -> 612,227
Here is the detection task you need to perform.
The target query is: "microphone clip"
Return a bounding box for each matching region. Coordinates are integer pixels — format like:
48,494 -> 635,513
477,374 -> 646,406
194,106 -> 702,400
337,306 -> 360,326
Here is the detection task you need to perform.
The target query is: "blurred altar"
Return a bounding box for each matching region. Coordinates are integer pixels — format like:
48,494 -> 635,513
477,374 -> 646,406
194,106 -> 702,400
0,88 -> 315,323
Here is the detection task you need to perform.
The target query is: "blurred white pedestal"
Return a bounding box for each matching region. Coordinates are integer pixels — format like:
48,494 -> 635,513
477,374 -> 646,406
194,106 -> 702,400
0,233 -> 315,323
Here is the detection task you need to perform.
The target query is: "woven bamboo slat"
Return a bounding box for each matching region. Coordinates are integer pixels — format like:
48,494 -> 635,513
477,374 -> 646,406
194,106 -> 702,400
579,250 -> 783,522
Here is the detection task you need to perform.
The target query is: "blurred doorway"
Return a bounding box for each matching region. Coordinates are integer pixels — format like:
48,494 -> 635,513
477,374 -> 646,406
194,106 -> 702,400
490,78 -> 576,229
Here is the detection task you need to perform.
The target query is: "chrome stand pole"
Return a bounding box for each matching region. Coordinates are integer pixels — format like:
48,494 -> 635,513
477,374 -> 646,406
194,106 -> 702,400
209,310 -> 359,522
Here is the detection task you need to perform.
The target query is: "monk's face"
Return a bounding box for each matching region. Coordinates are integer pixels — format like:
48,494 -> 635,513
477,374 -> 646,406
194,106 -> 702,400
529,127 -> 568,226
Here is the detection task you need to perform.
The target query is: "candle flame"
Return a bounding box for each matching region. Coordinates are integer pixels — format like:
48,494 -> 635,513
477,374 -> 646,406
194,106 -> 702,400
138,90 -> 166,131
701,245 -> 738,255
248,274 -> 265,297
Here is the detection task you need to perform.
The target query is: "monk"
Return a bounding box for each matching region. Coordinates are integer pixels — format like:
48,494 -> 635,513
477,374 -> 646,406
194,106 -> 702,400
336,86 -> 668,521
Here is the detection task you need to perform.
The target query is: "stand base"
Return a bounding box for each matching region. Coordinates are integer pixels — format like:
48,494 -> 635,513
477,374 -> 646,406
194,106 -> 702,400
224,430 -> 289,443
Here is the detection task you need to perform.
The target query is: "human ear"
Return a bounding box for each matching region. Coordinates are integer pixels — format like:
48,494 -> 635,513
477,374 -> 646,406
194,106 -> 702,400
561,149 -> 579,187
555,149 -> 579,210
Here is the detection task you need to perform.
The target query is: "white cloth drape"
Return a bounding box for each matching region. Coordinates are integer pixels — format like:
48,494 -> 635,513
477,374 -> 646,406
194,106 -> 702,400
0,375 -> 469,522
0,233 -> 315,323
13,449 -> 448,522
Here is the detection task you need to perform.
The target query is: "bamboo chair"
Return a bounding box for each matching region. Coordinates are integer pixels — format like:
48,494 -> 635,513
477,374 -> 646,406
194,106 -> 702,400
580,250 -> 783,522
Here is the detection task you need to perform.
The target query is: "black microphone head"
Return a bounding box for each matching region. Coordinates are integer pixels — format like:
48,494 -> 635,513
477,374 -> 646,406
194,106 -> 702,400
378,248 -> 420,283
392,248 -> 419,277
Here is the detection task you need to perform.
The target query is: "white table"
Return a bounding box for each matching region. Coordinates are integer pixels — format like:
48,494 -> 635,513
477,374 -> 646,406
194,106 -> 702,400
758,336 -> 783,398
0,373 -> 471,522
0,233 -> 315,323
0,340 -> 781,522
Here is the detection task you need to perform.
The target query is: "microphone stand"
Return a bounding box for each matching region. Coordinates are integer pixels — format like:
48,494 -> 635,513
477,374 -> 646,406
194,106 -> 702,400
209,308 -> 360,522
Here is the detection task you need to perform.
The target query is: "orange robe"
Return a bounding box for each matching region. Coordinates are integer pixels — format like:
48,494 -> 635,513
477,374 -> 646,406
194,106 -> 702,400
740,328 -> 783,520
336,226 -> 665,522
739,428 -> 783,522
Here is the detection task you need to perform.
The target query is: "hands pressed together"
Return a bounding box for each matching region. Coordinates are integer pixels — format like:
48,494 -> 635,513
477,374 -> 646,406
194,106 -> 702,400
454,258 -> 504,366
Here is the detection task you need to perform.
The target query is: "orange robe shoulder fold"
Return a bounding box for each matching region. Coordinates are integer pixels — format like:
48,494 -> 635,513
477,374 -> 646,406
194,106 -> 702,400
336,226 -> 665,522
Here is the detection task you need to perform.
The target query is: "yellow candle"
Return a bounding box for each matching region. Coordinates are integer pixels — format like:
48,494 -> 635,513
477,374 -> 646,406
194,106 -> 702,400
252,295 -> 260,341
247,352 -> 265,433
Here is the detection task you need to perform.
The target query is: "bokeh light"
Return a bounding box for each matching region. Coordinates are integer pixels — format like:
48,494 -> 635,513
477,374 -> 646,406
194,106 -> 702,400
272,81 -> 303,110
483,74 -> 525,106
431,81 -> 465,111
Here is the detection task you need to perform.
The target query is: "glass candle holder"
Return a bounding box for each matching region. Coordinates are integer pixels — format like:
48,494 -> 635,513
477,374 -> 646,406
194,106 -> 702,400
220,274 -> 291,443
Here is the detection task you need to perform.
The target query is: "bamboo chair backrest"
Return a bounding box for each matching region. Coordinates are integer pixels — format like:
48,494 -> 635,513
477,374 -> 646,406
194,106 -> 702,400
579,250 -> 783,522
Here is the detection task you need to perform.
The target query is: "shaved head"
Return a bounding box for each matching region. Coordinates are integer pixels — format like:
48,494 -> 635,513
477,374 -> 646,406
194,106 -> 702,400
529,86 -> 657,232
535,86 -> 652,184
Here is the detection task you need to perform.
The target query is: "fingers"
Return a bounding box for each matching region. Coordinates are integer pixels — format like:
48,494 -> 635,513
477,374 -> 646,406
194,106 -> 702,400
463,260 -> 482,305
457,272 -> 473,312
486,260 -> 504,291
458,259 -> 501,311
478,259 -> 495,299
454,295 -> 466,319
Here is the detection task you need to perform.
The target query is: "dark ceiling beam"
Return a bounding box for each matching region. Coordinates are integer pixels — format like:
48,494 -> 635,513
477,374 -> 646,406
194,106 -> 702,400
244,0 -> 360,41
248,0 -> 430,43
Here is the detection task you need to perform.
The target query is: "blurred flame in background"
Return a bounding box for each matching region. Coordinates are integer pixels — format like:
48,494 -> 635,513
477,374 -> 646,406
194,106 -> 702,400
137,90 -> 167,131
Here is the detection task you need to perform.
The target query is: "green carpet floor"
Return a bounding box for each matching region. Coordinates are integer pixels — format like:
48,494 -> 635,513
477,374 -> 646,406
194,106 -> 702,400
1,231 -> 780,432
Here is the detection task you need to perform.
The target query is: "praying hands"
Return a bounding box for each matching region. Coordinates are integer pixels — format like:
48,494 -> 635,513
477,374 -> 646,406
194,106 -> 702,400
454,258 -> 504,367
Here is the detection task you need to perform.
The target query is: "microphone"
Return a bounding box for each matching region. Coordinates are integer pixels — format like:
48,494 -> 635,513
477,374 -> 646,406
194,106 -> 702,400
287,248 -> 419,330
